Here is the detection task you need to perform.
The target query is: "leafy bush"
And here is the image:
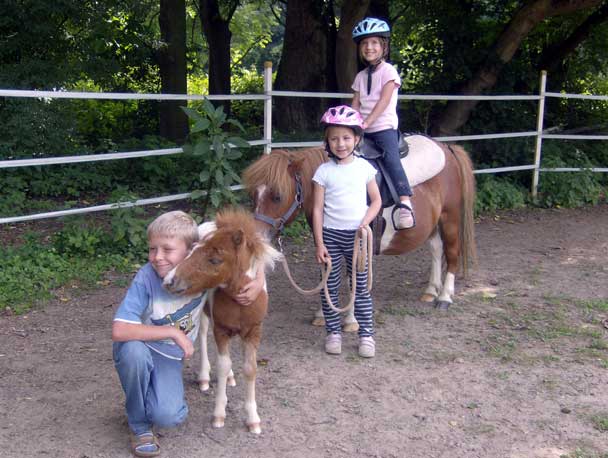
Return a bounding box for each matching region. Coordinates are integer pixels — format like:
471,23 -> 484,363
1,232 -> 131,314
475,174 -> 528,214
181,99 -> 251,218
52,219 -> 106,256
536,145 -> 604,208
107,189 -> 150,258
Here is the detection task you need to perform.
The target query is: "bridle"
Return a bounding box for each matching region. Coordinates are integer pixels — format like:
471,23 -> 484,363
253,171 -> 303,237
252,168 -> 373,307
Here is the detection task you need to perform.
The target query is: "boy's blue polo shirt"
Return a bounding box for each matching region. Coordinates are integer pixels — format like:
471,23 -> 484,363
114,263 -> 206,360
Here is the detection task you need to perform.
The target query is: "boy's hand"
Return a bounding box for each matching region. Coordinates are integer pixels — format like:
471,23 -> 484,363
235,275 -> 264,306
172,330 -> 194,359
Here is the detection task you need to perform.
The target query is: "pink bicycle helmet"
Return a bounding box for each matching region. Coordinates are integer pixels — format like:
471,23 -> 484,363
320,105 -> 364,135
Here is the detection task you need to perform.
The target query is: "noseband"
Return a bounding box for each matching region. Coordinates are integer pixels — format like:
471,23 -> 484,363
253,172 -> 303,236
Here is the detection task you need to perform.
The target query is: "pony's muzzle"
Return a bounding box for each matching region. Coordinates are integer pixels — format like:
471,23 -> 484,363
163,269 -> 188,295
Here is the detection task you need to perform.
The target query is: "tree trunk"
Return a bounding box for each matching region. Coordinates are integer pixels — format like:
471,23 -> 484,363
432,0 -> 604,136
274,0 -> 335,132
199,0 -> 237,115
158,0 -> 188,142
335,0 -> 370,95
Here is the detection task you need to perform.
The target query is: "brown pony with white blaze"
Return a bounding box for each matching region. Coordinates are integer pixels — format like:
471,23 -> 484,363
242,140 -> 476,316
163,208 -> 281,434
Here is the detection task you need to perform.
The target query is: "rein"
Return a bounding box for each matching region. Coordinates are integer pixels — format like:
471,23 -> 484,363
252,166 -> 373,313
280,226 -> 373,314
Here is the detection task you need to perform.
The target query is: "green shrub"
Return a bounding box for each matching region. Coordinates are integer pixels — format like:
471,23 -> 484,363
181,99 -> 251,219
52,219 -> 106,256
475,174 -> 528,214
108,189 -> 150,259
0,232 -> 131,314
536,146 -> 604,208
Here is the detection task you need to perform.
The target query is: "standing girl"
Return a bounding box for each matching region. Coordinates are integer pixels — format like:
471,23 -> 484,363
312,105 -> 382,358
351,17 -> 415,229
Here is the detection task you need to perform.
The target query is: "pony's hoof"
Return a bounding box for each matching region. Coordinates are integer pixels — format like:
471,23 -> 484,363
312,317 -> 325,327
420,293 -> 436,303
342,322 -> 359,333
212,417 -> 225,428
227,375 -> 236,387
434,300 -> 451,311
247,422 -> 262,434
199,380 -> 210,392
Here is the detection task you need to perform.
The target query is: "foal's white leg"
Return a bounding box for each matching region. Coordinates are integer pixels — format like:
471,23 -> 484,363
421,230 -> 443,302
242,341 -> 261,434
212,348 -> 232,428
198,313 -> 211,391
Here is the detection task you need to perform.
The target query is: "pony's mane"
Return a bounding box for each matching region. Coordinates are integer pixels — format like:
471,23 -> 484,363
242,149 -> 294,197
242,147 -> 327,202
290,147 -> 327,204
214,207 -> 282,273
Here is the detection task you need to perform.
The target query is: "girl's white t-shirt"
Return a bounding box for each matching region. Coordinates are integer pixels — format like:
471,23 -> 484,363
352,61 -> 401,133
312,157 -> 378,230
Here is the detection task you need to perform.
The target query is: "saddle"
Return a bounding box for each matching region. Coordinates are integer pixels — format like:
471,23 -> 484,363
359,133 -> 446,252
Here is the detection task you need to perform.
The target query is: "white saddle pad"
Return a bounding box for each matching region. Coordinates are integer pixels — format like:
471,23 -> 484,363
402,135 -> 445,187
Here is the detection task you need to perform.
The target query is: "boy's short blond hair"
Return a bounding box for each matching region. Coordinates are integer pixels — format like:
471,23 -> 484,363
147,210 -> 199,248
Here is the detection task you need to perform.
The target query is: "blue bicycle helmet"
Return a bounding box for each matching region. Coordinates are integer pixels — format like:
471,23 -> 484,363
352,17 -> 390,44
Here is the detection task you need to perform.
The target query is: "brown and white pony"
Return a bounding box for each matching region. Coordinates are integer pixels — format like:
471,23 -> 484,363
163,208 -> 281,434
242,138 -> 476,319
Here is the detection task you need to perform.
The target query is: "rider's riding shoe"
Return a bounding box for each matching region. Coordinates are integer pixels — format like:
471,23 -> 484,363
397,205 -> 415,229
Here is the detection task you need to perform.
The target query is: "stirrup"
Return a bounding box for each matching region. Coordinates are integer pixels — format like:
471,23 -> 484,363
391,202 -> 416,230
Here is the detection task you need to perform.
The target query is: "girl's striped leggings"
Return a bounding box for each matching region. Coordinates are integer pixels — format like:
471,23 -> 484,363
320,227 -> 374,337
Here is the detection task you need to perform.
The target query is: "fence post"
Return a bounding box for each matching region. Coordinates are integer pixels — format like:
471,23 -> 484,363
531,70 -> 547,198
263,61 -> 273,154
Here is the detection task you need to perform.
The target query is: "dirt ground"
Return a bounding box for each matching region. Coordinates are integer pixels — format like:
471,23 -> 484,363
1,205 -> 607,458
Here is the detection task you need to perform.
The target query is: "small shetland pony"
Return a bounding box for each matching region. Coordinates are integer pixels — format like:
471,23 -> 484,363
163,208 -> 281,434
242,138 -> 476,318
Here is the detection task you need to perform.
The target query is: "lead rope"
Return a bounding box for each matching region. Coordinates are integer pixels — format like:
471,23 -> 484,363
280,226 -> 373,313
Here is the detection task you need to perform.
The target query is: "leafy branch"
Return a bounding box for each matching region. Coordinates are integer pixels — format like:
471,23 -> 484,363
181,98 -> 250,218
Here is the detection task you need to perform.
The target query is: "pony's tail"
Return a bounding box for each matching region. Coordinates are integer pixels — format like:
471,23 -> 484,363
450,145 -> 477,277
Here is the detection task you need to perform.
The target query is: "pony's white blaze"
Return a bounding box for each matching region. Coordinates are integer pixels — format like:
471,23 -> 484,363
253,185 -> 268,214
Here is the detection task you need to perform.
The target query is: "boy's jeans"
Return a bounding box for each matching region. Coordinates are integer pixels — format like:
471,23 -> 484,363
113,341 -> 188,435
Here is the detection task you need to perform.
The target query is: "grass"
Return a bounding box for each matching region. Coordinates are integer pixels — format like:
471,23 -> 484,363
0,231 -> 138,314
476,292 -> 608,366
560,448 -> 608,458
591,413 -> 608,432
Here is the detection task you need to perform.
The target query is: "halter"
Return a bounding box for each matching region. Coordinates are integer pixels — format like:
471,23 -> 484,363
253,171 -> 303,236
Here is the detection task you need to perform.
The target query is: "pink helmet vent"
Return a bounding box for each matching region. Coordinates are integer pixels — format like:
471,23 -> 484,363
320,105 -> 364,135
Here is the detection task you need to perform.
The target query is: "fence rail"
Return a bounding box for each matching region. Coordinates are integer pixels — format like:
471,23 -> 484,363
0,67 -> 606,224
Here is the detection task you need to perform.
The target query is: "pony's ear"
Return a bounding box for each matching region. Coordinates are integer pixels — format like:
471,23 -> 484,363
232,229 -> 244,247
287,158 -> 304,177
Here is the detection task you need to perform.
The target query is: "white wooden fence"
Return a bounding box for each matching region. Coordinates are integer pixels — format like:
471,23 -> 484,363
1,65 -> 607,225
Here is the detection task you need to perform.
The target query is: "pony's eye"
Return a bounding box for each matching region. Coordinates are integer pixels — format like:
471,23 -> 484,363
209,257 -> 222,266
272,194 -> 281,203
